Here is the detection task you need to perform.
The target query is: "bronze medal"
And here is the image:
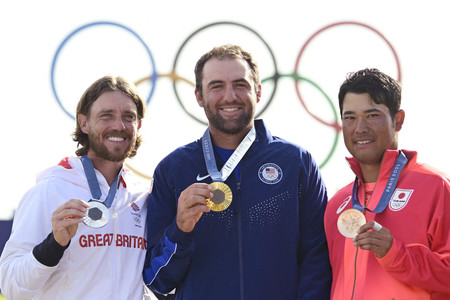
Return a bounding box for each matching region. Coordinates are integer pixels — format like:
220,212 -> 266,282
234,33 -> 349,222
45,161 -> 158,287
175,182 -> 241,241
337,208 -> 366,238
205,182 -> 232,212
83,200 -> 110,228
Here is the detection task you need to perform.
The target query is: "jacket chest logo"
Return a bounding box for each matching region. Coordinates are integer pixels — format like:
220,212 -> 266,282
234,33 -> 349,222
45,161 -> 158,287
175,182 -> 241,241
130,202 -> 143,227
336,196 -> 352,214
389,189 -> 414,211
258,163 -> 283,184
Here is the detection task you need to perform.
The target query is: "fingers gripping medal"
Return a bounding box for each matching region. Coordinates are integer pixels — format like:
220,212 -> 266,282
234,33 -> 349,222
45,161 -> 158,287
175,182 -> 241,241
337,209 -> 366,238
205,182 -> 232,212
83,200 -> 110,228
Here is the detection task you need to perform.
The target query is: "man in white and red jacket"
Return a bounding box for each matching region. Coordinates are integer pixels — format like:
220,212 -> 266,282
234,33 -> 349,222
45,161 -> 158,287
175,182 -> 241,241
0,76 -> 151,300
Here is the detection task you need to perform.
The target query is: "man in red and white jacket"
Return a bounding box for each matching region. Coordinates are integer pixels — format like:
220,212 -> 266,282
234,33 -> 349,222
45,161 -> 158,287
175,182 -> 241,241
325,68 -> 450,300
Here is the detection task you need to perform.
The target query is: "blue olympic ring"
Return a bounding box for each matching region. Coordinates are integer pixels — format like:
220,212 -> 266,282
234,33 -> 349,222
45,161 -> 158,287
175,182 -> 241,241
49,20 -> 401,172
50,21 -> 157,120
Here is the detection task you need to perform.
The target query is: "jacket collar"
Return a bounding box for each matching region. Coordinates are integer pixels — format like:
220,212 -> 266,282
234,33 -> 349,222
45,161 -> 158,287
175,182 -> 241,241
346,149 -> 417,182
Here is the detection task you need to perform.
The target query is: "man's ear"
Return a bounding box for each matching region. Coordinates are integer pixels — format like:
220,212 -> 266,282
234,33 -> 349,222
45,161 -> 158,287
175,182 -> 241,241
78,114 -> 89,134
195,89 -> 204,107
394,109 -> 405,132
256,84 -> 262,103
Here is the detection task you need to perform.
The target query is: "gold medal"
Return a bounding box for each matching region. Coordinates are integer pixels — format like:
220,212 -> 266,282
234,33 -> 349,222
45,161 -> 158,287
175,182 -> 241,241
83,200 -> 110,228
337,209 -> 366,238
205,182 -> 232,212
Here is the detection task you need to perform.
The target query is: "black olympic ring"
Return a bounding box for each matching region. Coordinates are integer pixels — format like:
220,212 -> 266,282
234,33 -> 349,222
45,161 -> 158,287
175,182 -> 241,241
50,20 -> 401,170
171,21 -> 279,125
294,21 -> 402,130
50,21 -> 157,120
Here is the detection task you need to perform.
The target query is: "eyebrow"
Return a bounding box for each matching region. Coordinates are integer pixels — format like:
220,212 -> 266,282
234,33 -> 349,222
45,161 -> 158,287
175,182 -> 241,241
206,78 -> 249,88
96,108 -> 137,116
97,109 -> 115,114
207,80 -> 223,88
342,108 -> 382,115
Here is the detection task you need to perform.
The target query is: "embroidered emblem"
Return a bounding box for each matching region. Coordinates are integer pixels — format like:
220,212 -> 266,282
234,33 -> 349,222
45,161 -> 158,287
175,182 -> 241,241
258,163 -> 282,184
130,202 -> 142,227
389,189 -> 414,211
130,202 -> 140,212
337,196 -> 352,214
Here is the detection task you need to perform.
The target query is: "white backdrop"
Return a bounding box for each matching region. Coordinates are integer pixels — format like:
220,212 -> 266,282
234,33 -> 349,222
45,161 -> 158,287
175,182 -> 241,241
1,0 -> 449,219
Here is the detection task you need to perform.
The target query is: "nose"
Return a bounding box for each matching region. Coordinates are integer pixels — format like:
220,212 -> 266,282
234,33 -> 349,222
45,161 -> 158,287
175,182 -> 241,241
355,117 -> 368,133
112,117 -> 126,130
223,84 -> 237,101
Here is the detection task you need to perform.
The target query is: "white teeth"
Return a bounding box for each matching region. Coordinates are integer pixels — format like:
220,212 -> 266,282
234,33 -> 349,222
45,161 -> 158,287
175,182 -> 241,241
108,137 -> 124,142
356,140 -> 371,144
222,108 -> 238,112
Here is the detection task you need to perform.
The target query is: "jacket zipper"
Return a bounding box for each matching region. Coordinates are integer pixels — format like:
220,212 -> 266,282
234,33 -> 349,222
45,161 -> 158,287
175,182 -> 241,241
236,180 -> 245,300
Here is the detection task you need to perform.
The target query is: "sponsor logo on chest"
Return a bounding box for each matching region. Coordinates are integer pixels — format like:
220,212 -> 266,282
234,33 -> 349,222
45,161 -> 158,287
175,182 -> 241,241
336,196 -> 352,214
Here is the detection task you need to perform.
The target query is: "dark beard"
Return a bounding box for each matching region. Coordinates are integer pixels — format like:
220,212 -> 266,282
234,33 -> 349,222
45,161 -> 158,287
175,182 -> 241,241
89,131 -> 135,162
209,113 -> 251,134
204,101 -> 254,135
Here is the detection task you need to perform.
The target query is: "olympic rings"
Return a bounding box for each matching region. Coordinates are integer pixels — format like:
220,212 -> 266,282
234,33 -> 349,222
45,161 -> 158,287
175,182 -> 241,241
171,21 -> 279,125
275,72 -> 340,168
50,20 -> 402,171
50,21 -> 157,120
294,21 -> 402,130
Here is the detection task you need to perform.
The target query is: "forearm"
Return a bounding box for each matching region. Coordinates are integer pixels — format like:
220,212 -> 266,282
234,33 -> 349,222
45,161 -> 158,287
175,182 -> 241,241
0,235 -> 60,299
380,238 -> 450,293
144,221 -> 194,294
33,232 -> 70,266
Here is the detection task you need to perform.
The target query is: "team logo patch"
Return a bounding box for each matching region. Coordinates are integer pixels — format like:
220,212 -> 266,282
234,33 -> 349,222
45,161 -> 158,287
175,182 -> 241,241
130,202 -> 142,227
258,163 -> 282,184
130,202 -> 140,212
389,189 -> 414,211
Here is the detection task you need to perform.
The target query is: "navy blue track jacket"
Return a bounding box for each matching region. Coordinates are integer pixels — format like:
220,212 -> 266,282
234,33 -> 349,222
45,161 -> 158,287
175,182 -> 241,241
144,120 -> 332,299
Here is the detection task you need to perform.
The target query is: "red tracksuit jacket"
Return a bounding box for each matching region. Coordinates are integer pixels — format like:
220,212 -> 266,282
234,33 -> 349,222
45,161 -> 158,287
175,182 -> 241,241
325,149 -> 450,300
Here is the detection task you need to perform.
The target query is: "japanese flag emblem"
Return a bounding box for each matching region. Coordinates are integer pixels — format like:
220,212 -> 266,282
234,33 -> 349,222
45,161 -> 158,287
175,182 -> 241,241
389,189 -> 414,211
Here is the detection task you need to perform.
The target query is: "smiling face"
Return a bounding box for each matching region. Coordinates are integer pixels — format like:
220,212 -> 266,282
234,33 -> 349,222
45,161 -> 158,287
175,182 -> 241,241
78,91 -> 142,163
342,92 -> 404,173
195,57 -> 261,137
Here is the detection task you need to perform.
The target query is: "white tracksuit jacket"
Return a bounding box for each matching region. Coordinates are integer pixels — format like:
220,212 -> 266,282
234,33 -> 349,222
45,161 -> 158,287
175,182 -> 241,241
0,156 -> 150,299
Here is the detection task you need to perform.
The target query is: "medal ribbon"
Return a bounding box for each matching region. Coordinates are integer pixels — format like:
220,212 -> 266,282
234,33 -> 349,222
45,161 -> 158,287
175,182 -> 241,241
352,151 -> 407,213
81,155 -> 120,208
202,126 -> 256,182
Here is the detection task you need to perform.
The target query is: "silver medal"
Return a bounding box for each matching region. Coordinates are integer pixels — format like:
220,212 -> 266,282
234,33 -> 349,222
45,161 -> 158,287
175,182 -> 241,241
83,200 -> 110,228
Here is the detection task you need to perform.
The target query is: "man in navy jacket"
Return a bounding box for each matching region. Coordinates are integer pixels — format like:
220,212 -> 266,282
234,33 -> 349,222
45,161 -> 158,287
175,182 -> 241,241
144,44 -> 331,299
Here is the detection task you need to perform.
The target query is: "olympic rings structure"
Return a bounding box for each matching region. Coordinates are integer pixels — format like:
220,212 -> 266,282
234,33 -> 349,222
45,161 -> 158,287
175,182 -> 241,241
50,21 -> 158,120
50,20 -> 402,172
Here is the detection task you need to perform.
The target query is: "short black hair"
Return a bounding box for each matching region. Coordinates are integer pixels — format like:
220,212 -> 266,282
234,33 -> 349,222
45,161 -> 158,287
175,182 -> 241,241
338,68 -> 401,120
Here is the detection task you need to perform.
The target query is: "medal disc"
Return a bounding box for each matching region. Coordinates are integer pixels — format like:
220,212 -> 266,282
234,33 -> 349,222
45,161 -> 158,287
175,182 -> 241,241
337,208 -> 366,238
205,182 -> 232,212
83,200 -> 110,228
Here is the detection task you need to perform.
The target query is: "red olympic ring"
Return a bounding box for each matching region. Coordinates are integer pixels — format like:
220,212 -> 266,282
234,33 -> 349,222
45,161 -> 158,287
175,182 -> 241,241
49,20 -> 402,174
294,21 -> 402,131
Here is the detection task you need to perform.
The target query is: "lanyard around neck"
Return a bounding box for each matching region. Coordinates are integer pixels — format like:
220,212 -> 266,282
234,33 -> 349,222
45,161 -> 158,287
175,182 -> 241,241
352,151 -> 408,213
80,155 -> 120,208
201,126 -> 256,182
